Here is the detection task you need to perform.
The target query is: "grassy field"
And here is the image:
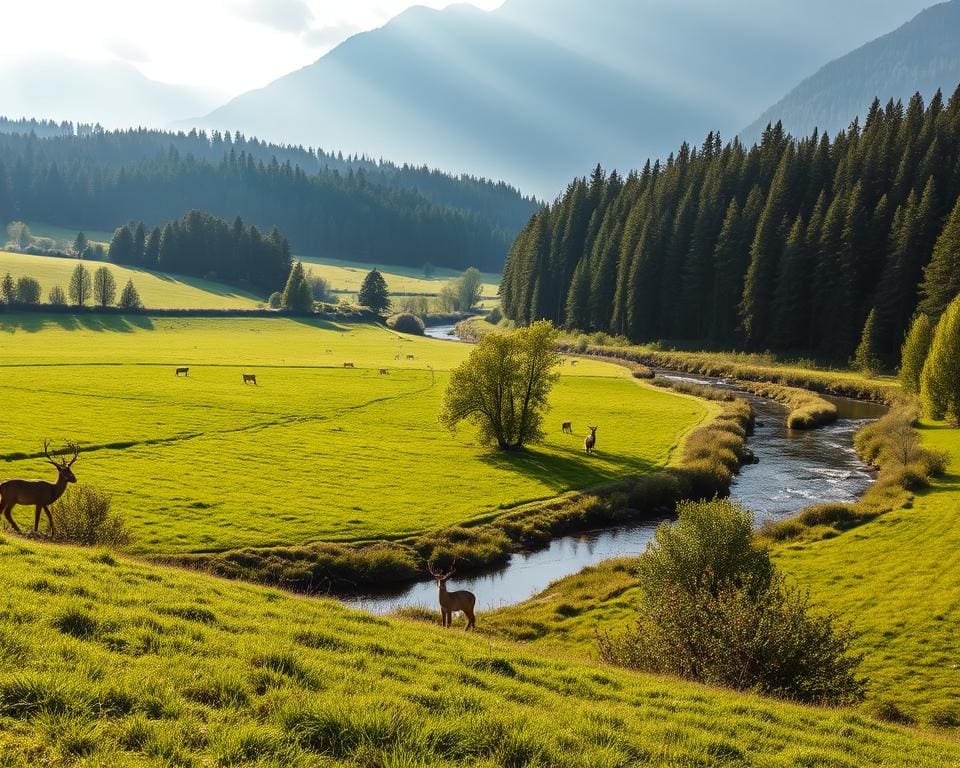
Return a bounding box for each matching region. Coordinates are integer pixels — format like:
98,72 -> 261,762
0,251 -> 261,309
299,254 -> 500,297
483,423 -> 960,728
0,317 -> 706,555
0,537 -> 956,767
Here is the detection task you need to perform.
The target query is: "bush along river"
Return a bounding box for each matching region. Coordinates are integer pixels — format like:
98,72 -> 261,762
343,333 -> 886,614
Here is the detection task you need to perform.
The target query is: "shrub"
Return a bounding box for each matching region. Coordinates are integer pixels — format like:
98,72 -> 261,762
486,306 -> 503,324
599,499 -> 865,705
631,365 -> 655,379
387,312 -> 425,335
52,486 -> 131,547
15,276 -> 41,305
48,285 -> 67,306
268,291 -> 282,309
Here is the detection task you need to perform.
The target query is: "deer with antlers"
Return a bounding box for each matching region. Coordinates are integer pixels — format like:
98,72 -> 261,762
0,441 -> 79,536
584,425 -> 598,454
428,564 -> 476,630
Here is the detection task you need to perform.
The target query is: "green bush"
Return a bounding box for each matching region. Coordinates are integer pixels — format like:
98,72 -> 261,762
387,313 -> 425,335
52,486 -> 130,548
599,499 -> 865,705
486,306 -> 503,324
268,291 -> 282,309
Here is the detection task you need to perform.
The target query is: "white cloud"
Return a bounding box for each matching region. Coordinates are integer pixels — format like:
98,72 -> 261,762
233,0 -> 314,34
302,22 -> 363,51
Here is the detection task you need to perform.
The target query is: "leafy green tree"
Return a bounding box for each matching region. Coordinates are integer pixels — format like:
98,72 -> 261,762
280,261 -> 314,313
15,276 -> 41,305
456,267 -> 484,311
358,269 -> 391,315
899,313 -> 936,393
304,270 -> 333,303
92,266 -> 117,307
919,194 -> 960,318
268,291 -> 282,309
118,280 -> 143,310
73,231 -> 88,258
852,309 -> 882,376
921,295 -> 960,424
6,221 -> 31,249
68,263 -> 91,307
48,285 -> 67,306
0,272 -> 14,304
440,321 -> 561,450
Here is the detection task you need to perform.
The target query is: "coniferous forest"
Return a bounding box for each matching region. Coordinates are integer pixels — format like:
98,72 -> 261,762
501,87 -> 960,362
0,124 -> 538,272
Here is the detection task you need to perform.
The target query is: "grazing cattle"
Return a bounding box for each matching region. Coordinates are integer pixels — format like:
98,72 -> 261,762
379,369 -> 390,375
584,425 -> 598,454
175,367 -> 189,377
325,349 -> 332,353
428,565 -> 476,630
406,354 -> 415,360
562,421 -> 573,434
343,362 -> 355,369
242,374 -> 257,385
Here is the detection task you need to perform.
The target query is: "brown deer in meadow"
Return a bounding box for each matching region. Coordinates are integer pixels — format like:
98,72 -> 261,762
584,425 -> 598,454
428,564 -> 476,629
379,369 -> 390,376
561,421 -> 573,434
0,441 -> 78,536
343,362 -> 355,369
242,374 -> 257,385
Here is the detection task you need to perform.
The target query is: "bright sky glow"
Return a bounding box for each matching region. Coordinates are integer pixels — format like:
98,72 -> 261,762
0,0 -> 505,99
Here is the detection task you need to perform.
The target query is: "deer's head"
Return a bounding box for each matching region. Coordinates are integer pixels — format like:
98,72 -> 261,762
45,440 -> 79,483
589,425 -> 598,435
427,563 -> 455,588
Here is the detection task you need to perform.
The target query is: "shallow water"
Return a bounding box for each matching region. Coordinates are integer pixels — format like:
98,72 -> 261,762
343,342 -> 883,614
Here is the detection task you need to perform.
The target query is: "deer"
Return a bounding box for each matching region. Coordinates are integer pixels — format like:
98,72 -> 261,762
379,368 -> 390,376
175,367 -> 189,377
343,362 -> 355,369
570,360 -> 578,367
561,421 -> 573,434
584,425 -> 598,454
406,354 -> 415,361
242,373 -> 257,385
0,441 -> 78,536
428,564 -> 476,630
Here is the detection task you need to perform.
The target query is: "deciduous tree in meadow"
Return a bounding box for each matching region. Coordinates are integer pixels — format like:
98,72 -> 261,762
68,263 -> 91,307
440,320 -> 561,450
48,285 -> 67,306
15,276 -> 41,305
921,295 -> 960,425
457,267 -> 484,311
93,266 -> 117,308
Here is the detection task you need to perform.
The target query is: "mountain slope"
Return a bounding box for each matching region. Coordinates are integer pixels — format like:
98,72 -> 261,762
196,0 -> 933,197
742,1 -> 960,143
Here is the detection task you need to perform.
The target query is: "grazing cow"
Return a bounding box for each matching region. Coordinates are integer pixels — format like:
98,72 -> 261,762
325,349 -> 332,353
561,421 -> 573,434
394,353 -> 401,361
242,374 -> 257,385
584,425 -> 598,454
379,369 -> 390,375
343,362 -> 355,369
175,367 -> 189,377
570,360 -> 578,367
406,354 -> 415,360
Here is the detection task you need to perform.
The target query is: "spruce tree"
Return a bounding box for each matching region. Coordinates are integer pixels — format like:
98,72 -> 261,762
771,215 -> 809,350
73,231 -> 88,258
899,313 -> 936,393
358,269 -> 390,315
920,295 -> 960,424
108,225 -> 134,265
144,227 -> 161,267
133,222 -> 146,266
919,194 -> 960,318
852,309 -> 882,376
280,261 -> 313,314
118,279 -> 143,310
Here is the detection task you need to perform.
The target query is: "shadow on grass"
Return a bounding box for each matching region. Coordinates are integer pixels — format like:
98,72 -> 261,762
479,442 -> 657,491
0,313 -> 155,334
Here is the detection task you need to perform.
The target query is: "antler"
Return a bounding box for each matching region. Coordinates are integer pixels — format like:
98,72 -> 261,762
43,440 -> 59,467
427,561 -> 455,580
43,440 -> 79,468
65,441 -> 79,467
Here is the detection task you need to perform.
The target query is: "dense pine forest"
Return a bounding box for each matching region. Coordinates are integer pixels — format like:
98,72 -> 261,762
501,87 -> 960,362
106,212 -> 292,296
0,122 -> 538,272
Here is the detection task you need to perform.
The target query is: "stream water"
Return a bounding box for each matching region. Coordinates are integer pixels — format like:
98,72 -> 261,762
342,331 -> 886,614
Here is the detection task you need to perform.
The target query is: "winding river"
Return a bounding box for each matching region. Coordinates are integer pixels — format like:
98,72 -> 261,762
343,327 -> 886,614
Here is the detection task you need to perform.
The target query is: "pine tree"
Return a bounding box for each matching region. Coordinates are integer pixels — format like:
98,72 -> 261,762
358,269 -> 390,315
0,272 -> 14,305
280,261 -> 314,314
73,231 -> 88,258
771,215 -> 810,349
144,227 -> 161,267
920,295 -> 960,424
899,313 -> 936,393
133,222 -> 146,266
118,279 -> 143,310
852,309 -> 882,376
108,225 -> 134,264
919,194 -> 960,318
68,263 -> 91,307
93,266 -> 117,307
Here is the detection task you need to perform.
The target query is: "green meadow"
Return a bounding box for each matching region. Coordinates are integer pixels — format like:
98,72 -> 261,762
0,316 -> 706,554
0,251 -> 260,310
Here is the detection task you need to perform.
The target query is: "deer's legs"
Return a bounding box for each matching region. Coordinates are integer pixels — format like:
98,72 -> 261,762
34,504 -> 42,533
2,501 -> 21,534
43,505 -> 55,536
465,609 -> 475,630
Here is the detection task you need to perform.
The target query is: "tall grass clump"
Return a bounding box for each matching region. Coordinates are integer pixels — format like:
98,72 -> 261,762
53,486 -> 130,547
387,312 -> 425,335
598,499 -> 865,705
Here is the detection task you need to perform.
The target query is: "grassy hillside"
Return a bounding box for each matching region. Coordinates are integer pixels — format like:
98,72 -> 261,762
0,251 -> 260,309
483,423 -> 960,727
0,536 -> 956,767
0,317 -> 706,554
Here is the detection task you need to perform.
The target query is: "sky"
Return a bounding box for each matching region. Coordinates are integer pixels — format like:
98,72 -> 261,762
0,0 -> 505,99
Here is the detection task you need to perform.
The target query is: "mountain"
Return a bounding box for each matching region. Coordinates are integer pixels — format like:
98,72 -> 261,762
742,1 -> 960,144
195,0 -> 933,198
0,57 -> 219,129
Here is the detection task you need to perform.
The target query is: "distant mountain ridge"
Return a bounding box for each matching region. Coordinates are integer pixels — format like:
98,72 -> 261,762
194,0 -> 934,198
741,1 -> 960,143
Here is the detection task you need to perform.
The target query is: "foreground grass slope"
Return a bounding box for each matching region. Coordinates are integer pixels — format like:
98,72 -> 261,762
0,538 -> 956,767
0,317 -> 705,554
485,425 -> 960,727
0,251 -> 260,309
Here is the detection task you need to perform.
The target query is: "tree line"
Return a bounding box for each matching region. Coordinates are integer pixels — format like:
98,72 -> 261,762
0,124 -> 538,272
1,265 -> 142,310
106,211 -> 291,296
501,86 -> 960,362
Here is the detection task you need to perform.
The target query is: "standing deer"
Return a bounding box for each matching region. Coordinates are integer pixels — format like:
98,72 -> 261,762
242,374 -> 257,385
584,425 -> 598,454
428,564 -> 476,630
0,441 -> 78,536
561,421 -> 573,434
